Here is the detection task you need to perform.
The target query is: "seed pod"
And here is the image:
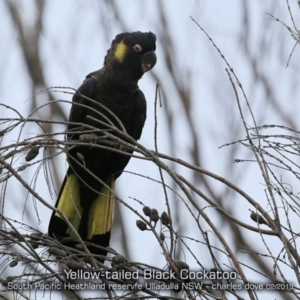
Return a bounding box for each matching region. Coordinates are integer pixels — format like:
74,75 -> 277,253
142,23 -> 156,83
161,211 -> 171,225
111,254 -> 127,267
66,260 -> 83,270
30,232 -> 42,241
174,261 -> 189,271
18,164 -> 28,171
136,220 -> 147,231
79,133 -> 98,141
48,247 -> 67,258
75,243 -> 83,250
142,206 -> 151,217
9,259 -> 18,268
149,209 -> 159,223
1,280 -> 7,286
169,261 -> 189,281
160,232 -> 165,241
76,152 -> 85,163
250,212 -> 268,225
4,276 -> 15,283
30,242 -> 39,249
25,146 -> 39,161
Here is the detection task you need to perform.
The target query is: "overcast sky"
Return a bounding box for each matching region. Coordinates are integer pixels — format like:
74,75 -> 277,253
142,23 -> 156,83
1,1 -> 300,299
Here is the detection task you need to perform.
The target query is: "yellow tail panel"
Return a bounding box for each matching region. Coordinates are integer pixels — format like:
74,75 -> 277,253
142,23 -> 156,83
87,181 -> 115,239
55,174 -> 83,235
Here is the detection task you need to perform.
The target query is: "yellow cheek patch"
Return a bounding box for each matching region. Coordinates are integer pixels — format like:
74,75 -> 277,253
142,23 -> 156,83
114,41 -> 127,62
